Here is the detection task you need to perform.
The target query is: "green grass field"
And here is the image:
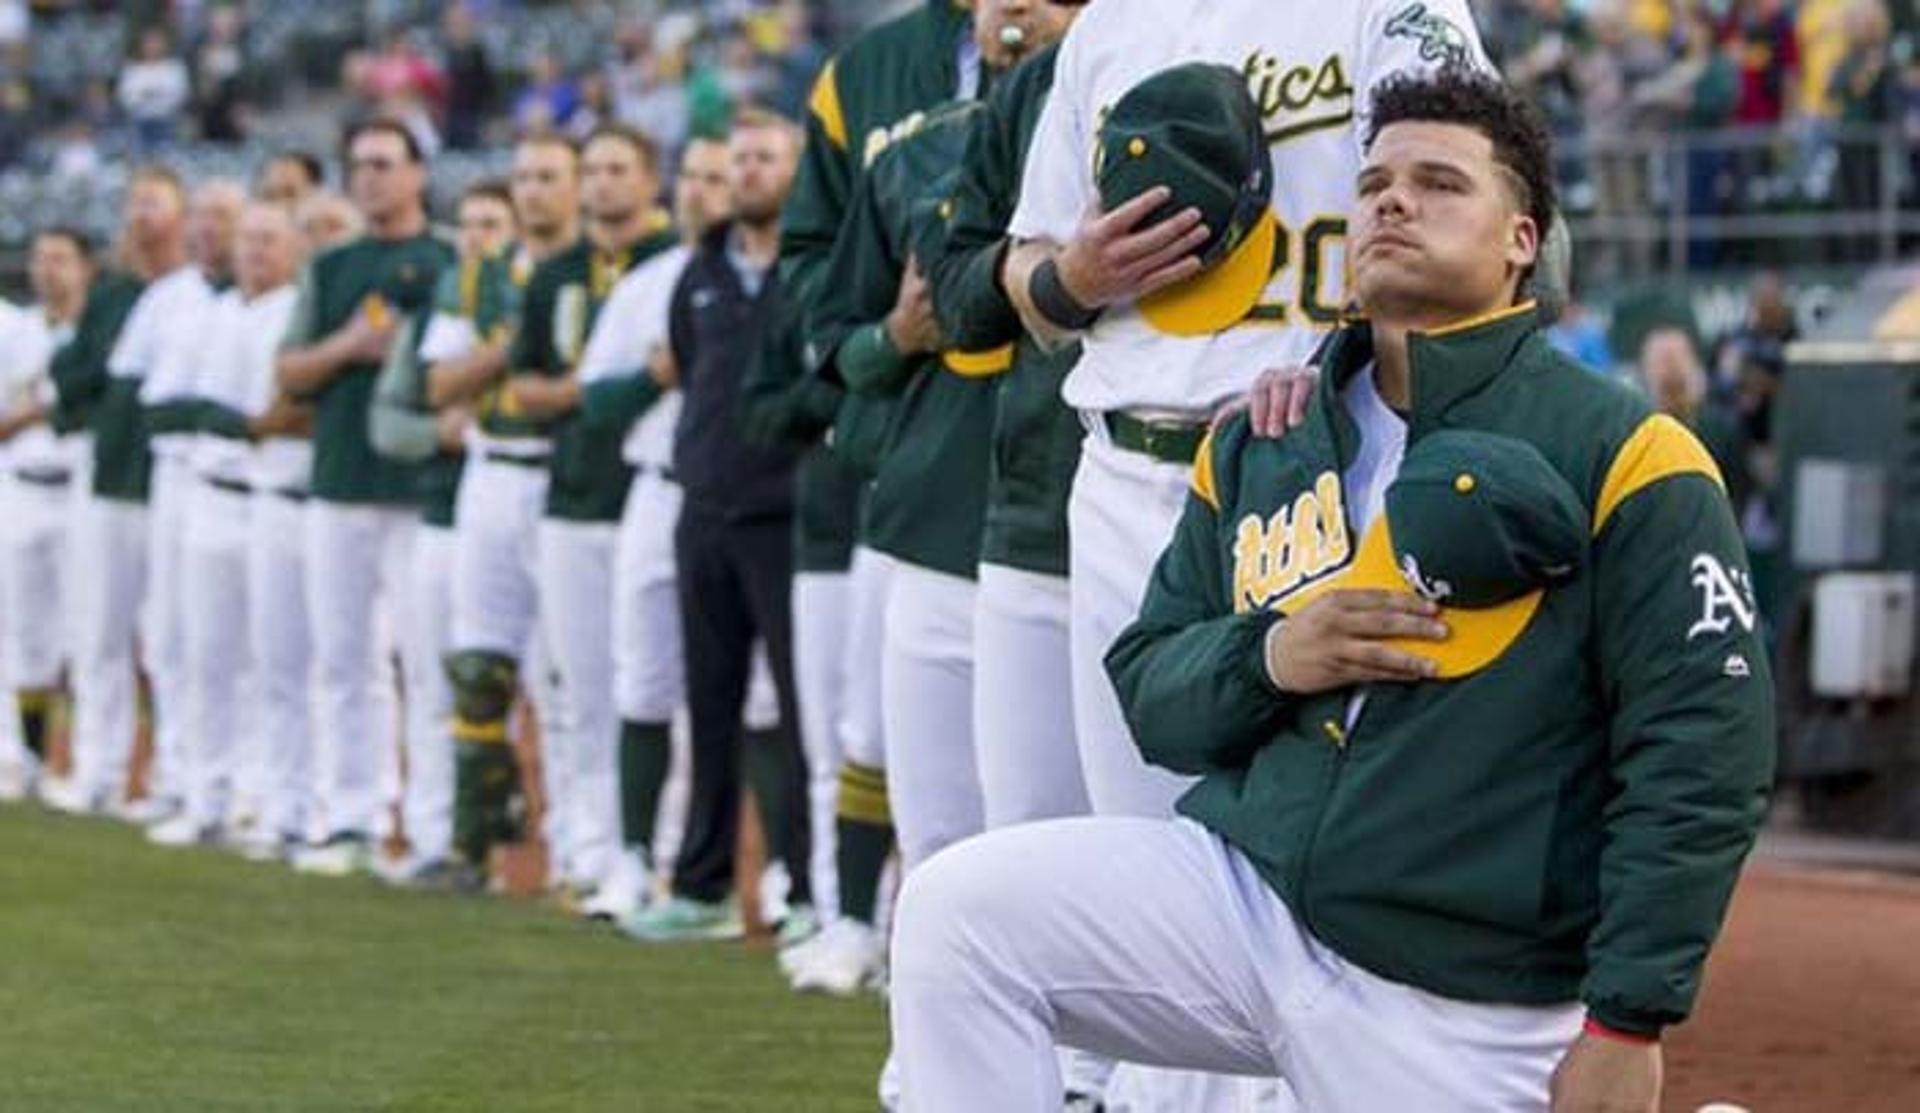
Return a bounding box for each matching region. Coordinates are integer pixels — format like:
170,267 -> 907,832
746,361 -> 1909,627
0,805 -> 889,1112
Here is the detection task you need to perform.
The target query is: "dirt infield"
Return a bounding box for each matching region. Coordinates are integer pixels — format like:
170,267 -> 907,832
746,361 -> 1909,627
1667,865 -> 1920,1112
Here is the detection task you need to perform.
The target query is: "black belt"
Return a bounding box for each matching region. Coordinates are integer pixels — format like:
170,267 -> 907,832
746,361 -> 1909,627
204,474 -> 254,496
485,448 -> 551,469
1102,412 -> 1208,465
13,467 -> 72,488
642,464 -> 678,483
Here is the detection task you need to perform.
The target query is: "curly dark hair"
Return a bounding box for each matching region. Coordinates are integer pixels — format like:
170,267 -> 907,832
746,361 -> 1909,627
1365,67 -> 1556,242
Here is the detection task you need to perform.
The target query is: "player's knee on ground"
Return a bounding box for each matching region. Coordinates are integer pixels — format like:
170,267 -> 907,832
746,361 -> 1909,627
445,649 -> 518,740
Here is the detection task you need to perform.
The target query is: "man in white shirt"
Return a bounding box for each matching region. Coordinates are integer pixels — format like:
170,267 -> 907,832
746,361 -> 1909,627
0,230 -> 93,802
119,178 -> 244,827
146,201 -> 307,848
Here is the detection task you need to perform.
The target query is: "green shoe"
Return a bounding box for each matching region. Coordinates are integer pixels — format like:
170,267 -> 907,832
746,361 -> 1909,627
617,895 -> 744,943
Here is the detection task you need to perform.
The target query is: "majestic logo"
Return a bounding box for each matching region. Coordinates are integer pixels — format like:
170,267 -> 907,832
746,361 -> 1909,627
1687,553 -> 1757,641
1241,51 -> 1353,144
1383,3 -> 1473,66
1232,471 -> 1351,613
1723,653 -> 1752,679
1398,553 -> 1453,603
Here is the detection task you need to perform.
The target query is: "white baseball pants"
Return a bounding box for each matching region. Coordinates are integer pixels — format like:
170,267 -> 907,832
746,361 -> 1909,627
840,546 -> 893,772
143,455 -> 191,804
179,481 -> 251,827
1067,432 -> 1195,818
1,475 -> 72,691
304,499 -> 416,840
792,567 -> 850,922
879,560 -> 984,873
69,496 -> 147,802
539,518 -> 621,889
450,454 -> 546,658
406,523 -> 457,863
248,489 -> 313,840
892,817 -> 1583,1113
972,563 -> 1089,828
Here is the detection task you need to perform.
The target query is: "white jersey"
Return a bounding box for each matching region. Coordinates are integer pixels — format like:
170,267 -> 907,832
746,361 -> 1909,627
192,285 -> 298,486
0,302 -> 77,475
576,242 -> 691,471
117,265 -> 221,461
1010,0 -> 1488,414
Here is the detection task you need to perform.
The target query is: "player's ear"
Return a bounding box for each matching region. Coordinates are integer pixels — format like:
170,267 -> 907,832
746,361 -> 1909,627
1505,212 -> 1538,277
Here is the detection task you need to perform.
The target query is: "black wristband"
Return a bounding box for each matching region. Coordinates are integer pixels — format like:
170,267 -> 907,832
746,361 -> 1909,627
1031,258 -> 1103,331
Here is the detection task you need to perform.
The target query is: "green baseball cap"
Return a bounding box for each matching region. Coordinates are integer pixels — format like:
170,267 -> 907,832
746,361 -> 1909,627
1287,431 -> 1585,677
1095,62 -> 1277,337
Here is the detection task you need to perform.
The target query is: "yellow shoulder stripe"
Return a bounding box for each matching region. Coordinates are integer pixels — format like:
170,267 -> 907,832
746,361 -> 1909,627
808,61 -> 848,151
1592,413 -> 1724,536
941,344 -> 1015,378
1191,427 -> 1220,510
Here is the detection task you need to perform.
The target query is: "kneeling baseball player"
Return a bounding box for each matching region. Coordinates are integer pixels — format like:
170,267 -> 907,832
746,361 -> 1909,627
890,68 -> 1774,1113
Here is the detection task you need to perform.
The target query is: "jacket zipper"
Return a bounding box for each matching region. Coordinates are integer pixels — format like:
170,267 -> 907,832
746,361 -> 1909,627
1293,694 -> 1365,936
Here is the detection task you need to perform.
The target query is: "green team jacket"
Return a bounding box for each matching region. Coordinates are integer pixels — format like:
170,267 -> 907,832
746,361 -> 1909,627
926,43 -> 1081,579
283,232 -> 456,504
510,225 -> 677,523
369,262 -> 483,528
1107,305 -> 1775,1036
811,99 -> 995,581
778,0 -> 973,565
49,271 -> 147,499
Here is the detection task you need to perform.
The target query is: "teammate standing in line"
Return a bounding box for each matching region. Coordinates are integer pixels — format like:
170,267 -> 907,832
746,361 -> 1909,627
621,111 -> 812,943
155,199 -> 306,848
0,229 -> 93,802
257,151 -> 325,207
130,178 -> 243,836
573,136 -> 777,923
275,119 -> 455,876
39,168 -> 179,817
369,180 -> 518,885
425,136 -> 579,890
499,125 -> 681,904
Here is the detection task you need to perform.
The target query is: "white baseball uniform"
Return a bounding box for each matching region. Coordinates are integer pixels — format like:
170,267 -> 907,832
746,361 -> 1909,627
0,307 -> 80,700
177,284 -> 298,829
249,424 -> 316,842
114,265 -> 220,808
1008,0 -> 1490,816
407,515 -> 457,862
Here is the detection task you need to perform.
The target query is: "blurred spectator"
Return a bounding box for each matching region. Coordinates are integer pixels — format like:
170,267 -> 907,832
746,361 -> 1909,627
1578,0 -> 1669,277
118,25 -> 192,152
50,118 -> 102,180
257,150 -> 324,204
1547,298 -> 1618,373
1635,7 -> 1740,266
366,28 -> 445,109
1724,0 -> 1802,204
0,0 -> 26,52
1640,325 -> 1749,511
567,70 -> 611,141
611,24 -> 689,153
1830,0 -> 1896,229
0,76 -> 29,170
1713,272 -> 1798,468
193,3 -> 248,143
440,2 -> 496,151
513,51 -> 579,137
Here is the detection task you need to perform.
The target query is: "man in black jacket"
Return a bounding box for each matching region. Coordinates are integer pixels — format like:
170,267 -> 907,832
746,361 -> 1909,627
623,110 -> 813,942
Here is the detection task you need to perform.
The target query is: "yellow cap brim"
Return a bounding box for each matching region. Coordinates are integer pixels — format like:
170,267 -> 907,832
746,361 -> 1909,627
1136,208 -> 1278,337
1279,517 -> 1541,679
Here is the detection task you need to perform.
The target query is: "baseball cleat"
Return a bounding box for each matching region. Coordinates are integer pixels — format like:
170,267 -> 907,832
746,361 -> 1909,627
789,918 -> 885,997
116,794 -> 182,827
230,825 -> 301,863
146,814 -> 220,848
37,775 -> 105,817
581,852 -> 653,922
291,832 -> 374,877
377,855 -> 487,893
774,903 -> 822,951
616,895 -> 744,943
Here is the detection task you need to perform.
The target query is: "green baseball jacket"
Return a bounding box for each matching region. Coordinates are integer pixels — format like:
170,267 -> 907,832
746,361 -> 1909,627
282,232 -> 456,505
49,272 -> 146,498
811,99 -> 995,581
926,42 -> 1081,579
1106,305 -> 1775,1036
510,223 -> 677,523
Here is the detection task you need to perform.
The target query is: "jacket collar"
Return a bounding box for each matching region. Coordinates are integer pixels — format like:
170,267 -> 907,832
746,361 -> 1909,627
1307,300 -> 1541,458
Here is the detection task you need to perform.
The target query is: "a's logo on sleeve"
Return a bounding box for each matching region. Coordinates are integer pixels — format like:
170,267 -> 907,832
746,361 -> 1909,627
1384,3 -> 1471,66
1687,552 -> 1758,641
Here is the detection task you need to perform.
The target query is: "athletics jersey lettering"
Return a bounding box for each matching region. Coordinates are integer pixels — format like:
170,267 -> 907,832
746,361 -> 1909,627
1243,51 -> 1353,144
1231,470 -> 1351,612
